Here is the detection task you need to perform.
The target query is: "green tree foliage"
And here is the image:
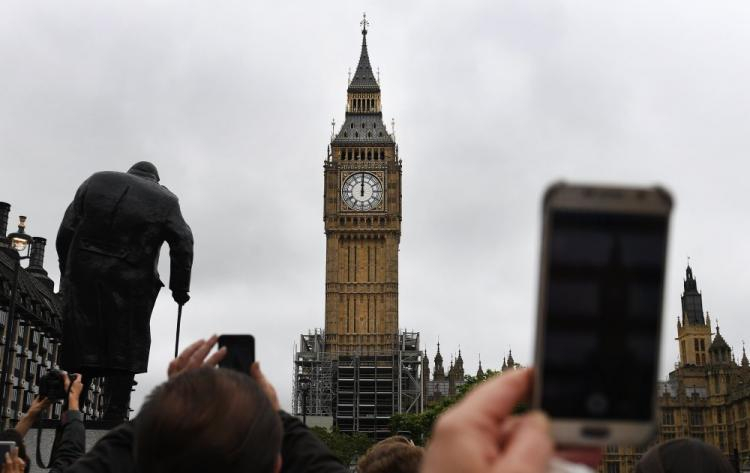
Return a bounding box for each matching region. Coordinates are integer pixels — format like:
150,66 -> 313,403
309,426 -> 375,466
391,369 -> 528,445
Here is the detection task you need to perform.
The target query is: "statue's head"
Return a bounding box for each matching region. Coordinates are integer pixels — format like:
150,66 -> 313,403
128,161 -> 160,182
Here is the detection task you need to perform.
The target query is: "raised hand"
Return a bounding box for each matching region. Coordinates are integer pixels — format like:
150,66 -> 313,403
421,369 -> 554,473
167,335 -> 226,379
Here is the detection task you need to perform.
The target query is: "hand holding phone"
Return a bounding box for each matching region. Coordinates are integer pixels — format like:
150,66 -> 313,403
168,335 -> 226,379
534,183 -> 672,446
0,442 -> 15,462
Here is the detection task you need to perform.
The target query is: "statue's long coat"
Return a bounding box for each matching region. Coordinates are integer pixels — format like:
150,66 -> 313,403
56,171 -> 193,374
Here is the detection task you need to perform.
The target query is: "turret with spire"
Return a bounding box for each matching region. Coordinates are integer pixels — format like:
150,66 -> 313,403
447,354 -> 457,394
476,354 -> 484,378
347,14 -> 380,94
332,14 -> 393,146
676,263 -> 712,367
709,325 -> 732,364
682,262 -> 705,325
454,348 -> 465,380
433,341 -> 446,381
422,349 -> 430,395
502,349 -> 516,372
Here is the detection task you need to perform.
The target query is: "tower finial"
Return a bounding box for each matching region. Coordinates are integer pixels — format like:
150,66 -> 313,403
347,67 -> 351,85
360,12 -> 369,34
331,118 -> 336,139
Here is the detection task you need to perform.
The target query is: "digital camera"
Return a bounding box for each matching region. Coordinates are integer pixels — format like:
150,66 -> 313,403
38,370 -> 74,401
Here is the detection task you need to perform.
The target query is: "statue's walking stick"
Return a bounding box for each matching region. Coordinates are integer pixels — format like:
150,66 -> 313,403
175,303 -> 183,358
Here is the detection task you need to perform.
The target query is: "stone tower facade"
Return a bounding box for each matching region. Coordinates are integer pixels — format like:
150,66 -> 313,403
323,18 -> 402,355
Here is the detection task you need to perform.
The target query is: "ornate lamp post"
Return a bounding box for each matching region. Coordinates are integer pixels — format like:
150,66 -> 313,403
299,377 -> 311,426
1,216 -> 33,419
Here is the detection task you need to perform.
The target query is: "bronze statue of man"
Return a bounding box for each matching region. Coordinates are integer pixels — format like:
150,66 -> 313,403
56,162 -> 193,421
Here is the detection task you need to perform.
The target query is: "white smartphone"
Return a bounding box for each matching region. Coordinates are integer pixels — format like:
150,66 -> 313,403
533,183 -> 672,446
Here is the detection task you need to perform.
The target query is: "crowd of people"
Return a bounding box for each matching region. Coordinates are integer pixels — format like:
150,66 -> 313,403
0,336 -> 736,473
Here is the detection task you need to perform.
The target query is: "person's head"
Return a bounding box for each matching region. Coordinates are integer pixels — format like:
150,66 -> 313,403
357,435 -> 423,473
127,161 -> 160,182
0,429 -> 29,473
134,367 -> 282,473
636,438 -> 734,473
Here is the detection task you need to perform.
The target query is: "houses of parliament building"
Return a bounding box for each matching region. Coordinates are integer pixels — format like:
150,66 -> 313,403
602,265 -> 750,472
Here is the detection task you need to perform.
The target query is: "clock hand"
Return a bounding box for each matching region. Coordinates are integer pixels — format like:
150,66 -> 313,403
360,172 -> 365,197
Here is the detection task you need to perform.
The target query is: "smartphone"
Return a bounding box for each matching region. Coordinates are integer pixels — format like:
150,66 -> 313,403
217,335 -> 255,374
533,183 -> 672,446
0,441 -> 15,460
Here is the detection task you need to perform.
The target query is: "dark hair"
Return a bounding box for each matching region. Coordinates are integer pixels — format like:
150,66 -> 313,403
357,435 -> 423,473
0,429 -> 30,473
134,367 -> 282,473
636,438 -> 734,473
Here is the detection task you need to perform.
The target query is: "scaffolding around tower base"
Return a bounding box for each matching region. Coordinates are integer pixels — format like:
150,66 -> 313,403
292,329 -> 424,439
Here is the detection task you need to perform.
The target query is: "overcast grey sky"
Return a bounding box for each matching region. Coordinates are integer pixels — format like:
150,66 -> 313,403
2,1 -> 750,412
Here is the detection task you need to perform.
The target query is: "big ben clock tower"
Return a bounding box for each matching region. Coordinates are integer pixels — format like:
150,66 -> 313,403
324,15 -> 401,355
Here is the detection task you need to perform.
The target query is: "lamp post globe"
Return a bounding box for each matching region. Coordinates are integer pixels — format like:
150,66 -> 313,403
0,216 -> 33,426
7,216 -> 32,255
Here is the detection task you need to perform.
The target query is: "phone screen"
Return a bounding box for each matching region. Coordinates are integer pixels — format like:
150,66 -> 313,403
540,210 -> 668,421
218,335 -> 255,374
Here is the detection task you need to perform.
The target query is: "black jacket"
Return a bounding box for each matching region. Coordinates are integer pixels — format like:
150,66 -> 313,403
57,170 -> 193,374
48,410 -> 86,473
278,411 -> 348,473
63,411 -> 348,473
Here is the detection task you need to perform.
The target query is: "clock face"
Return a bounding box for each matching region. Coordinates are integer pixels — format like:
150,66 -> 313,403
341,172 -> 383,211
